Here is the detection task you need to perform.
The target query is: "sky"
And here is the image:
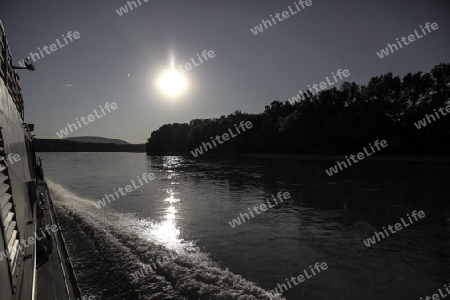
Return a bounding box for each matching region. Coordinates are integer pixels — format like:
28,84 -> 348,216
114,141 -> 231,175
1,0 -> 449,143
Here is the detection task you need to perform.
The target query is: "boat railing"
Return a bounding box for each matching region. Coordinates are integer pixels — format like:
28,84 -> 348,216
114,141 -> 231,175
0,19 -> 25,119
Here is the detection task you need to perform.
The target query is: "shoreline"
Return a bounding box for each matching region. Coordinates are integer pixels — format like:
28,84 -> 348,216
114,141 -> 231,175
38,151 -> 450,164
146,152 -> 450,163
237,153 -> 450,163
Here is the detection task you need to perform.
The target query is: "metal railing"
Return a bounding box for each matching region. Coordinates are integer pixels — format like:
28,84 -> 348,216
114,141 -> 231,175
0,19 -> 25,120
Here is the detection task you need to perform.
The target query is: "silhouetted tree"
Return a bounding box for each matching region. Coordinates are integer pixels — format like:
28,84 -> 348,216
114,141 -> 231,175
146,63 -> 450,156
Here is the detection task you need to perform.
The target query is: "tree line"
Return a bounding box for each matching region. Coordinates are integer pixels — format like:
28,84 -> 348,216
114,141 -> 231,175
146,63 -> 450,156
35,139 -> 145,152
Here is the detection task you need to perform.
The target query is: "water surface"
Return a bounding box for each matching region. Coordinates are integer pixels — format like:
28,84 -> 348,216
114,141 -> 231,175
38,152 -> 450,299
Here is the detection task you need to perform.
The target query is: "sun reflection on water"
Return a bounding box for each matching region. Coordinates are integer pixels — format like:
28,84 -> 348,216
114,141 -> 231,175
141,157 -> 207,258
141,188 -> 190,254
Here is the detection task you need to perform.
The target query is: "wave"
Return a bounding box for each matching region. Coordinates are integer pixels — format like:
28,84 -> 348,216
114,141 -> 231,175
47,181 -> 283,300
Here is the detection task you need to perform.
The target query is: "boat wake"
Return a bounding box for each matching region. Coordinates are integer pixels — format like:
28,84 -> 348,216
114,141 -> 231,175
47,181 -> 282,300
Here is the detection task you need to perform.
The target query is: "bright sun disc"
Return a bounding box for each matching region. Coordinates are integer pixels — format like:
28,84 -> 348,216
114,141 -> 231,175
155,69 -> 186,96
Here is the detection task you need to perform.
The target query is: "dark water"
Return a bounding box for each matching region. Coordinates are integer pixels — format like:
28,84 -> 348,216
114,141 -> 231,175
38,152 -> 450,300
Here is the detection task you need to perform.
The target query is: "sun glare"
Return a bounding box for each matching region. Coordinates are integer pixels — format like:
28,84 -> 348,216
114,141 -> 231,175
155,69 -> 187,97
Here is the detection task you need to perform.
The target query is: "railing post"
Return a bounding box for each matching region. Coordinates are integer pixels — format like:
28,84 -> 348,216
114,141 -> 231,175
1,36 -> 7,86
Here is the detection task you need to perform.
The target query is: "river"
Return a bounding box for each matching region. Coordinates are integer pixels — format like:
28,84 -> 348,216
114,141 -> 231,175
37,152 -> 450,300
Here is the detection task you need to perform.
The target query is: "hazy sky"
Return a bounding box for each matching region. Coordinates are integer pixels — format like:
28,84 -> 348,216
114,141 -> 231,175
1,0 -> 449,143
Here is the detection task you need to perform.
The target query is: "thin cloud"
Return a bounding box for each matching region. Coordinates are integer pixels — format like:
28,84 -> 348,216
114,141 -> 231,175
64,84 -> 75,87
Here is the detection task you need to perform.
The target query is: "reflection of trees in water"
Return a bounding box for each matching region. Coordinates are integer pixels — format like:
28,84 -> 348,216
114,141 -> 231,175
148,154 -> 303,211
150,154 -> 450,230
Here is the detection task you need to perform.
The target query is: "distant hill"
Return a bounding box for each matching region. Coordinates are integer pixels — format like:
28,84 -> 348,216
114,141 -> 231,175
65,136 -> 130,145
35,138 -> 145,152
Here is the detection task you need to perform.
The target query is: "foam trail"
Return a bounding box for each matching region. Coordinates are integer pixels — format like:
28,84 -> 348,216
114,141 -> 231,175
47,181 -> 284,300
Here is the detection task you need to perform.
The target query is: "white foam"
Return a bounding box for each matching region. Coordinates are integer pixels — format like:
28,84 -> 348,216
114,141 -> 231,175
47,180 -> 285,299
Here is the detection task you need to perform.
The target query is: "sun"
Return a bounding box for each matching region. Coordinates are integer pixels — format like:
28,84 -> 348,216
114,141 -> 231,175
155,69 -> 187,97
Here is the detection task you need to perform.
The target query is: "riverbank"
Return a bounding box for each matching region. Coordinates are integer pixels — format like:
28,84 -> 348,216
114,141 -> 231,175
147,152 -> 450,164
36,139 -> 145,152
237,153 -> 450,163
